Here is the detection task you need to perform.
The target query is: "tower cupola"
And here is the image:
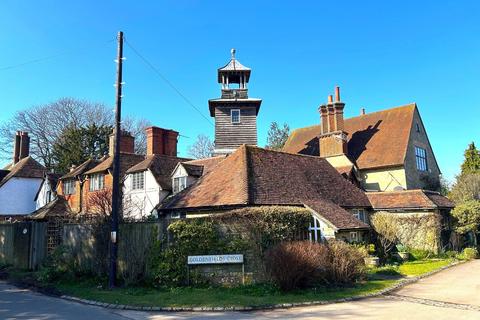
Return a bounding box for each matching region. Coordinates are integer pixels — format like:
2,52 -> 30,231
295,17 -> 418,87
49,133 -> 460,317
208,49 -> 262,156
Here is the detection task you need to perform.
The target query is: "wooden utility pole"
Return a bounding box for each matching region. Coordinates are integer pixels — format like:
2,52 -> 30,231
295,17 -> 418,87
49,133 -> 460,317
109,30 -> 124,289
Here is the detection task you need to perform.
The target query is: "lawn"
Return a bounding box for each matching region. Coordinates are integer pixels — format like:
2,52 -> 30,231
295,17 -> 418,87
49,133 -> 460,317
368,258 -> 453,278
55,279 -> 396,308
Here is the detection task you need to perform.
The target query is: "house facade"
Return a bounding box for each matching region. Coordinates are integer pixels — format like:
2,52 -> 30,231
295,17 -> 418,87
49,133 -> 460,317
123,127 -> 189,219
283,87 -> 441,192
158,145 -> 372,242
35,172 -> 61,209
0,131 -> 45,218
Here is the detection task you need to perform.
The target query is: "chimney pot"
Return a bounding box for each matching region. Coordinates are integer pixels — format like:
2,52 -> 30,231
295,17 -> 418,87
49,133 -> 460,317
335,86 -> 341,102
361,107 -> 366,115
327,95 -> 333,103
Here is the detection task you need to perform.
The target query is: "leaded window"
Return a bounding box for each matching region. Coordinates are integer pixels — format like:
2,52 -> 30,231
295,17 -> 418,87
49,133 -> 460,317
352,209 -> 366,223
415,146 -> 428,171
231,109 -> 240,124
173,176 -> 187,194
89,174 -> 104,191
63,179 -> 75,195
131,171 -> 145,190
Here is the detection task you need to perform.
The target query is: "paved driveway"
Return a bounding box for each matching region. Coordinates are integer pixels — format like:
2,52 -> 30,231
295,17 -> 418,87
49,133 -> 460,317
1,260 -> 480,319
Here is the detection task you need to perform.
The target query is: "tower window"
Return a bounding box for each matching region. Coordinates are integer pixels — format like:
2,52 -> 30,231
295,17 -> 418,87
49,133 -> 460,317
231,109 -> 240,124
415,146 -> 428,171
230,109 -> 240,123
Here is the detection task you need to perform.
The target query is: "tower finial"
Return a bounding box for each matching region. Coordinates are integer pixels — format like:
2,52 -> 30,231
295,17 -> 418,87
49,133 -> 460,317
231,48 -> 236,60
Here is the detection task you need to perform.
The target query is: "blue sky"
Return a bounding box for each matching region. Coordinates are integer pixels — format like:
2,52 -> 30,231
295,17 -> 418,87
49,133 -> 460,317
0,1 -> 479,181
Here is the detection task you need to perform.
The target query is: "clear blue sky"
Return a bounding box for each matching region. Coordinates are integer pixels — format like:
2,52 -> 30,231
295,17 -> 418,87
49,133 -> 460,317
0,1 -> 479,181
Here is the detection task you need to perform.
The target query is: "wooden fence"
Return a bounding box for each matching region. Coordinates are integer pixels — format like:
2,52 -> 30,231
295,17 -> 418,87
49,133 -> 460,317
0,222 -> 47,269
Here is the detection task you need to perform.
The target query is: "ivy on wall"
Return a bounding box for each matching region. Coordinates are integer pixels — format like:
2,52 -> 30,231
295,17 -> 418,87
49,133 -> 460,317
148,206 -> 312,287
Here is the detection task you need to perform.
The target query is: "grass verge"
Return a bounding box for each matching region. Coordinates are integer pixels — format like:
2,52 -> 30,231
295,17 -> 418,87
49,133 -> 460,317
55,279 -> 397,308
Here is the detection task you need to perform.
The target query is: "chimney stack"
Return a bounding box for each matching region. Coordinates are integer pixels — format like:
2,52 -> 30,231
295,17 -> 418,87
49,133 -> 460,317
109,129 -> 135,156
19,131 -> 30,160
146,126 -> 179,156
318,86 -> 348,158
333,86 -> 345,131
13,131 -> 21,164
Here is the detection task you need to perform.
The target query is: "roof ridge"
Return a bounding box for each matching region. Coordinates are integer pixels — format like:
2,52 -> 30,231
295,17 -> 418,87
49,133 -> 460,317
346,103 -> 416,121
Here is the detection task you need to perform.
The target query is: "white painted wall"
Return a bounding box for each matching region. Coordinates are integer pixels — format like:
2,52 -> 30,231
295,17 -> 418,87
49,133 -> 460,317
35,179 -> 57,209
123,170 -> 169,220
0,177 -> 43,215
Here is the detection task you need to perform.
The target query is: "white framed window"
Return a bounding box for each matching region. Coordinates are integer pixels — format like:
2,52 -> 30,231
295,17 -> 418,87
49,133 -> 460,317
352,209 -> 366,223
131,171 -> 145,190
170,212 -> 181,219
415,146 -> 428,171
350,231 -> 359,242
309,216 -> 322,242
89,174 -> 104,191
63,179 -> 75,195
231,109 -> 240,124
173,176 -> 187,194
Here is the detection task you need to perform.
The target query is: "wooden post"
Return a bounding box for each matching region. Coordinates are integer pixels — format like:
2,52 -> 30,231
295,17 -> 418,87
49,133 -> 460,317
109,30 -> 124,289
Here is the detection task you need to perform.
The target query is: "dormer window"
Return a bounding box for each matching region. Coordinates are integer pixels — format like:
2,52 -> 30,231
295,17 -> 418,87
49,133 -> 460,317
231,109 -> 240,124
173,176 -> 187,194
89,174 -> 105,191
131,171 -> 145,190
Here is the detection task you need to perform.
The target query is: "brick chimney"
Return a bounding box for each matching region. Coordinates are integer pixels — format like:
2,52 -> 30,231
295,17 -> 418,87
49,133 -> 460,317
13,131 -> 21,164
109,129 -> 135,156
318,87 -> 348,158
19,131 -> 30,160
146,126 -> 179,156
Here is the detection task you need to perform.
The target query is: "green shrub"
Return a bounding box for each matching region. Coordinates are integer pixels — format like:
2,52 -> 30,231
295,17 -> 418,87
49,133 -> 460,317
396,244 -> 407,253
459,247 -> 478,260
408,248 -> 433,261
148,219 -> 247,287
36,246 -> 75,283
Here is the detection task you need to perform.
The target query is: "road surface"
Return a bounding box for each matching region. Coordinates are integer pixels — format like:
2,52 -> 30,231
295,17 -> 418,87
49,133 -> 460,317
1,260 -> 479,319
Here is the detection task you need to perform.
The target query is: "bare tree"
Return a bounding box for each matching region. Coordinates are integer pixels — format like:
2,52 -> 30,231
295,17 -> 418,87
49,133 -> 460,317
86,188 -> 113,217
188,134 -> 214,159
0,97 -> 150,169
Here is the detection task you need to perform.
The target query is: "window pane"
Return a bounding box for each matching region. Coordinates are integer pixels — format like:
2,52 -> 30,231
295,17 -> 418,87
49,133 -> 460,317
231,110 -> 240,123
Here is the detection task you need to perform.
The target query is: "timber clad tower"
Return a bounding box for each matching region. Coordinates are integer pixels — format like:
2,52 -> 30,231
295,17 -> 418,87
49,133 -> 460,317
209,49 -> 262,155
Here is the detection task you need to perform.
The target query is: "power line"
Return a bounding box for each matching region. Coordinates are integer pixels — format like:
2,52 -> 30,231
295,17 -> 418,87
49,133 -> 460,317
124,38 -> 213,126
0,38 -> 116,72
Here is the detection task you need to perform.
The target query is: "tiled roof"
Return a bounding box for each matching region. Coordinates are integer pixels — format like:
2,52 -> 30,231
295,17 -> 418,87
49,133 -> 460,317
283,104 -> 417,170
160,145 -> 371,211
182,163 -> 204,177
28,197 -> 72,220
182,155 -> 227,176
60,159 -> 101,180
0,156 -> 45,188
303,199 -> 370,231
366,190 -> 454,210
85,154 -> 145,178
127,154 -> 190,190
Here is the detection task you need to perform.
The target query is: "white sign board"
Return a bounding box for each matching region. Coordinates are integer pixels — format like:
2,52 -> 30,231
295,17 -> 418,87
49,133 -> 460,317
187,254 -> 244,265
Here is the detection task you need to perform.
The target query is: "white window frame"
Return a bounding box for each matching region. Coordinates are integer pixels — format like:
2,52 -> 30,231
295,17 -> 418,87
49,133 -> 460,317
352,209 -> 366,223
231,109 -> 241,124
63,179 -> 75,195
415,146 -> 428,172
309,216 -> 322,242
173,176 -> 188,194
350,231 -> 359,242
131,171 -> 145,190
89,173 -> 104,191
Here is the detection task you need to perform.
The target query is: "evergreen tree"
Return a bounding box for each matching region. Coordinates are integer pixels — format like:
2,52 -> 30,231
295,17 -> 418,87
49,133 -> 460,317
461,142 -> 480,175
266,122 -> 290,151
52,124 -> 112,174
